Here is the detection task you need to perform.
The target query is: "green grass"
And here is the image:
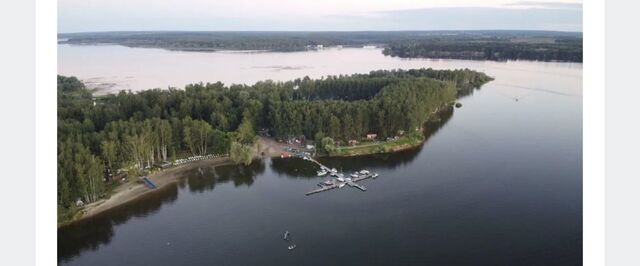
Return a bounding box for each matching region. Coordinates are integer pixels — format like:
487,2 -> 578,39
330,133 -> 424,157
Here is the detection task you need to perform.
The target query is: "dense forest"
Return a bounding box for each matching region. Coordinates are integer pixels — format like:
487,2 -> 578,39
58,31 -> 582,62
57,68 -> 492,221
382,38 -> 583,62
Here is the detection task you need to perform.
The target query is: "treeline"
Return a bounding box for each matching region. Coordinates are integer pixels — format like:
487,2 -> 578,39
57,69 -> 491,215
59,31 -> 582,61
382,39 -> 582,62
59,31 -> 409,52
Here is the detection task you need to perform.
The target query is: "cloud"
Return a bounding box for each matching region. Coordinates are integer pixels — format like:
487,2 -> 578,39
58,1 -> 582,32
504,1 -> 582,10
329,6 -> 582,32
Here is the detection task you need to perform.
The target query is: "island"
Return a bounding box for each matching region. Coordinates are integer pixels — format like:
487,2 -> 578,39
57,68 -> 492,225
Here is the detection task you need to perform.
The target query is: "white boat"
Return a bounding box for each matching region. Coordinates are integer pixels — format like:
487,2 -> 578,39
288,244 -> 297,250
337,177 -> 345,182
338,182 -> 346,188
317,170 -> 328,176
284,231 -> 290,240
359,170 -> 369,175
331,168 -> 337,173
351,173 -> 359,178
372,173 -> 379,178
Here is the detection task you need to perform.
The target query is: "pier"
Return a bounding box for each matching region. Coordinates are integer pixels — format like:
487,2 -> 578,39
305,172 -> 377,195
300,155 -> 378,195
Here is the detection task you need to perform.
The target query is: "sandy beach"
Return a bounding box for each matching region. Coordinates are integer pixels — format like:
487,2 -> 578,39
77,157 -> 235,221
70,137 -> 291,224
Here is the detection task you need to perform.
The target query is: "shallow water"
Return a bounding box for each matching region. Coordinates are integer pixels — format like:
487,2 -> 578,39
58,45 -> 582,265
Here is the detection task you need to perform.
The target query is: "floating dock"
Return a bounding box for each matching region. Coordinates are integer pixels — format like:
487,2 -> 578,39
306,172 -> 377,196
293,155 -> 378,195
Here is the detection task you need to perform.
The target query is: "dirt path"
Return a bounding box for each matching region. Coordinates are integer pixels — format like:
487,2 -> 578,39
258,137 -> 296,158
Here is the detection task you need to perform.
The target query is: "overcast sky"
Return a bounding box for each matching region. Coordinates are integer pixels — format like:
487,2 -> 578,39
58,0 -> 582,33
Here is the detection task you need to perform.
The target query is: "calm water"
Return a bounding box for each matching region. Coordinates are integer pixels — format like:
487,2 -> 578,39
58,45 -> 582,265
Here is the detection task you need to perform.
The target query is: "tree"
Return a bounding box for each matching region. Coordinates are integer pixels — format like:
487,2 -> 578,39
101,140 -> 118,171
230,141 -> 253,165
237,117 -> 257,145
319,137 -> 336,154
124,129 -> 150,170
155,119 -> 172,161
184,118 -> 213,156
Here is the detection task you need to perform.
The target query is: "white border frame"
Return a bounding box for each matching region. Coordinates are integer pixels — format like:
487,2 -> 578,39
36,0 -> 57,265
583,0 -> 605,265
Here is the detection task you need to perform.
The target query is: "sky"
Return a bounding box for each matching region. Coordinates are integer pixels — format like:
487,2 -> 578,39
58,0 -> 582,33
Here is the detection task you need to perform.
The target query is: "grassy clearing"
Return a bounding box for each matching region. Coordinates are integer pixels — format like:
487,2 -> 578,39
330,133 -> 424,157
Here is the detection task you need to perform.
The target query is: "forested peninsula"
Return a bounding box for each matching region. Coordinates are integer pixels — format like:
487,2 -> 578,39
58,68 -> 492,224
58,31 -> 582,62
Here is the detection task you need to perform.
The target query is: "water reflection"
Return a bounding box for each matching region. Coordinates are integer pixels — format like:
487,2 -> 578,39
58,183 -> 179,262
58,159 -> 265,262
270,106 -> 454,178
457,85 -> 482,99
181,159 -> 266,193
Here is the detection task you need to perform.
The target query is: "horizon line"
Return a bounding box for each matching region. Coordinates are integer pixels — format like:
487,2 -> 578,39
58,29 -> 583,35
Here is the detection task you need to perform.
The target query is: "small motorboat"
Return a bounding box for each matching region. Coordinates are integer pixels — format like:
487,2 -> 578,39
350,173 -> 359,178
288,244 -> 297,250
283,231 -> 290,241
317,170 -> 328,176
359,170 -> 370,175
372,173 -> 379,178
323,180 -> 333,186
338,182 -> 346,188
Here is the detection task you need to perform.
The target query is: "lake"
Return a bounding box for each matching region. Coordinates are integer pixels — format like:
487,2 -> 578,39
58,45 -> 582,265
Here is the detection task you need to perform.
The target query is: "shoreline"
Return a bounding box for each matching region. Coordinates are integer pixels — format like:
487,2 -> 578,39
61,125 -> 437,227
61,157 -> 236,227
61,137 -> 296,227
